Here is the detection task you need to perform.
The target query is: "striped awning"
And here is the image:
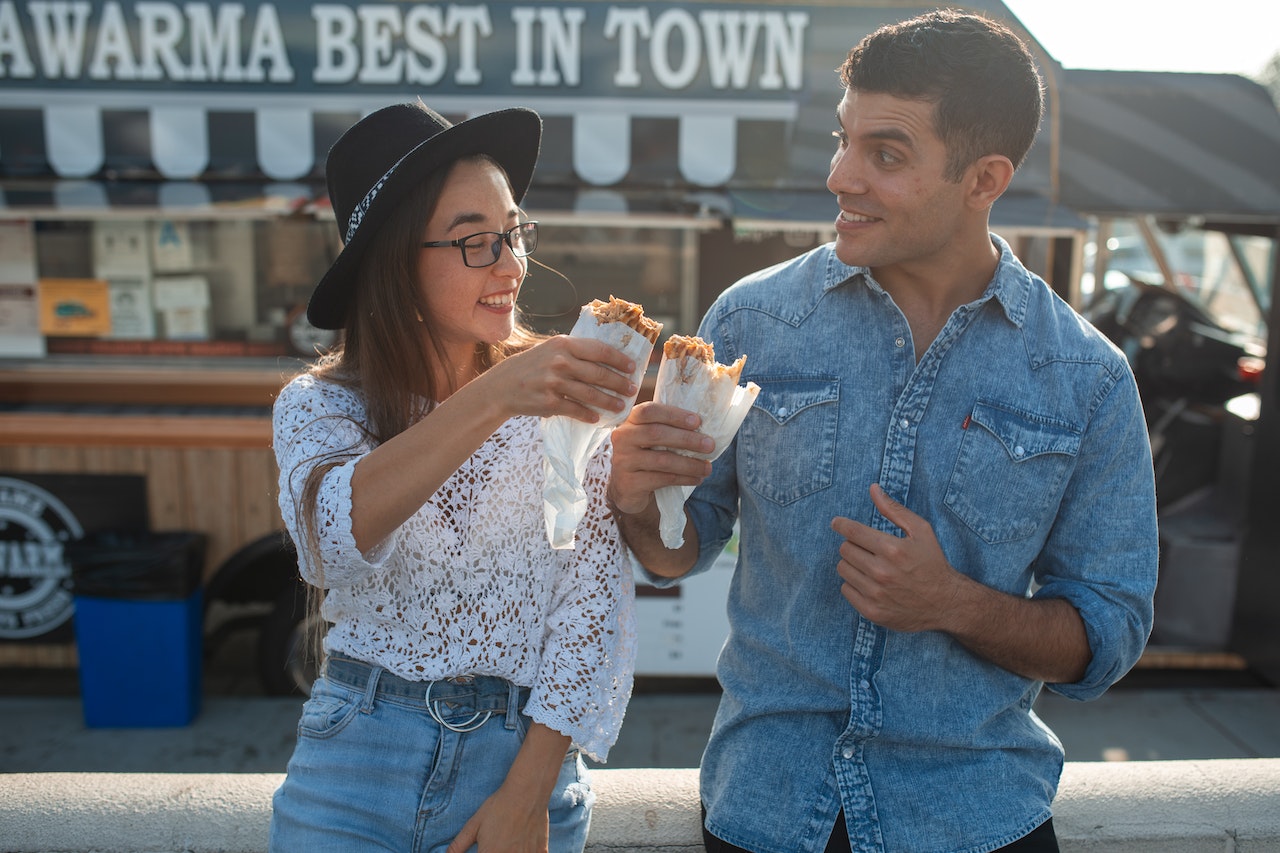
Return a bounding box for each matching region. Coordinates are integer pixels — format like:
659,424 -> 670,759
0,92 -> 799,189
6,75 -> 1279,228
1057,70 -> 1280,224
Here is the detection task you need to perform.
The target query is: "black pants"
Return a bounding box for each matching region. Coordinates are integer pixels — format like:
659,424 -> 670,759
701,809 -> 1059,853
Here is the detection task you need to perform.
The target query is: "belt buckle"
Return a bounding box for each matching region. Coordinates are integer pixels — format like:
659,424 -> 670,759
424,680 -> 491,733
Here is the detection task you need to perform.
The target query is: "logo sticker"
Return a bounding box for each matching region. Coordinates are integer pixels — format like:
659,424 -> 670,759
0,477 -> 83,639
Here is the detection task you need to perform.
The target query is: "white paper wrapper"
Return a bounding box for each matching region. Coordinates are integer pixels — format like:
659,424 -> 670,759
653,343 -> 760,549
541,304 -> 658,549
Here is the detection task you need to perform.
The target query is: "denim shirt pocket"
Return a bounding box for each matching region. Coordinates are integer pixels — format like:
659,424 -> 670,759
944,400 -> 1082,544
740,376 -> 839,506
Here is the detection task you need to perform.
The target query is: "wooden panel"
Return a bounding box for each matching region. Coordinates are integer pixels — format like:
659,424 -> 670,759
184,447 -> 242,574
0,362 -> 297,408
80,446 -> 149,475
1,413 -> 272,449
7,445 -> 83,472
237,448 -> 284,542
0,644 -> 77,667
143,447 -> 188,532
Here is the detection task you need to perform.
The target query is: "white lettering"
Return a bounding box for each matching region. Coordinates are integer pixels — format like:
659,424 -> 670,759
24,589 -> 74,627
187,3 -> 246,83
244,3 -> 291,82
0,0 -> 33,78
312,3 -> 357,83
0,540 -> 64,578
20,1 -> 78,79
357,4 -> 402,84
511,6 -> 583,86
510,6 -> 535,84
758,11 -> 807,91
3,2 -> 804,92
445,5 -> 490,85
137,2 -> 186,81
23,1 -> 289,83
88,2 -> 138,80
403,5 -> 446,85
603,7 -> 648,88
699,10 -> 758,90
649,7 -> 699,90
315,4 -> 488,87
539,6 -> 582,86
0,484 -> 46,516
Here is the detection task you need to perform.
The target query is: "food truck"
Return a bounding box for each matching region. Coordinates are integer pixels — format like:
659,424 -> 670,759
1,0 -> 1276,691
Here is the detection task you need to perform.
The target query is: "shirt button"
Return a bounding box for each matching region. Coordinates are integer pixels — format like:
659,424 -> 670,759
894,337 -> 905,348
859,679 -> 870,690
900,418 -> 909,429
777,406 -> 789,419
1014,445 -> 1025,457
842,747 -> 854,760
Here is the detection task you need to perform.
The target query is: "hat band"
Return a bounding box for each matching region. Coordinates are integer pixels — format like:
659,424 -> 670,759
345,149 -> 413,244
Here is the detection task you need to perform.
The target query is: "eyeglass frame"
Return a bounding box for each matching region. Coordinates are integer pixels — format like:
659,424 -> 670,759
421,221 -> 539,268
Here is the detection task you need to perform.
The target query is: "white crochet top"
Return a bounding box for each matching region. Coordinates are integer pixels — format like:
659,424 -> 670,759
273,373 -> 636,761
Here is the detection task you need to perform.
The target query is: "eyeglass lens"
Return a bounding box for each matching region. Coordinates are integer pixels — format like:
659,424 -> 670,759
463,223 -> 537,267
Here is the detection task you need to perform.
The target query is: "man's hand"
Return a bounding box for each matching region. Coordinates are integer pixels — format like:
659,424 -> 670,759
831,483 -> 962,633
607,401 -> 710,577
833,484 -> 1091,683
608,401 -> 713,514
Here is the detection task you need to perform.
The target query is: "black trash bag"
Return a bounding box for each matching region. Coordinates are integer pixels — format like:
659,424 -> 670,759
65,531 -> 207,601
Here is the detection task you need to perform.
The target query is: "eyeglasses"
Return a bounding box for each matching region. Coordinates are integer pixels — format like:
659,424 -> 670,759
421,221 -> 539,268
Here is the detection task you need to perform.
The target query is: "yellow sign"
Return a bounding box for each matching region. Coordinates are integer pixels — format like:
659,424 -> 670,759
38,278 -> 112,337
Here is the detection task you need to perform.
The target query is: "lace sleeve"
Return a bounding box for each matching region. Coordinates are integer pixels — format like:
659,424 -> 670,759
273,375 -> 397,588
524,439 -> 638,762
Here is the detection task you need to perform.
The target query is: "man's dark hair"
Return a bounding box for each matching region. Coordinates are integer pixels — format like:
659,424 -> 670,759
838,9 -> 1045,182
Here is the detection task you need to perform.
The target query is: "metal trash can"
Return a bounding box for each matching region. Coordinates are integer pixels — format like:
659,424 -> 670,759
66,531 -> 207,728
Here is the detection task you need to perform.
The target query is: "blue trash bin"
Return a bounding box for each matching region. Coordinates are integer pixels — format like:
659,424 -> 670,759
66,531 -> 207,728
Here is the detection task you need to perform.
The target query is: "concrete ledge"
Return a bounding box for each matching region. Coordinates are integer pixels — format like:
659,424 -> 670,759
2,761 -> 1279,852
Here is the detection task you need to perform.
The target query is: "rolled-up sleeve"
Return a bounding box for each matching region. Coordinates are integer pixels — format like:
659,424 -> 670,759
1035,366 -> 1158,700
273,376 -> 397,589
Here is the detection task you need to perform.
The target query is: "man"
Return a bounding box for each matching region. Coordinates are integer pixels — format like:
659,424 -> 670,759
608,10 -> 1158,853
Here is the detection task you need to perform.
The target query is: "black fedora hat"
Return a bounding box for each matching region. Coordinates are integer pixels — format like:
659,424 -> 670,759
307,101 -> 542,330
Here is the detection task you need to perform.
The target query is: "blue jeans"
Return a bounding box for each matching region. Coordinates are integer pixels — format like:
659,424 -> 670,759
270,654 -> 593,852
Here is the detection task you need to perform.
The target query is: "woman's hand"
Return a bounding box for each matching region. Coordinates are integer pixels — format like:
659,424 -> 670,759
485,335 -> 639,423
446,723 -> 571,853
446,784 -> 549,853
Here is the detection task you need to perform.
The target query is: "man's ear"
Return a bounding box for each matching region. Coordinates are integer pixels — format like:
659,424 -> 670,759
967,154 -> 1015,211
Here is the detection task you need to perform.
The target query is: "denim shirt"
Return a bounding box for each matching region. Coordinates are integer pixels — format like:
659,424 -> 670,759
664,236 -> 1157,853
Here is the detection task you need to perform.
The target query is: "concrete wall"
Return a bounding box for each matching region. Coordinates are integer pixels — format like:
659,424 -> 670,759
3,761 -> 1280,852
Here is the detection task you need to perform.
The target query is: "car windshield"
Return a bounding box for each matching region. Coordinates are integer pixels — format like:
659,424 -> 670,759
1081,217 -> 1272,353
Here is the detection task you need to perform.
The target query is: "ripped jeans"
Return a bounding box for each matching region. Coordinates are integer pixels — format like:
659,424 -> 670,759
270,654 -> 593,853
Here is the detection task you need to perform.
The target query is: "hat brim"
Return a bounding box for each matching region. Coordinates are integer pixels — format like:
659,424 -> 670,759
307,108 -> 542,330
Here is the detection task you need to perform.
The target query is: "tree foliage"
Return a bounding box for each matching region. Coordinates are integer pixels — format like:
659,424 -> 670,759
1260,52 -> 1280,107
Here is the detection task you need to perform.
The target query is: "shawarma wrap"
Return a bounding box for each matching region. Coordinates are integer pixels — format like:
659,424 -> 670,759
652,335 -> 760,549
541,297 -> 661,549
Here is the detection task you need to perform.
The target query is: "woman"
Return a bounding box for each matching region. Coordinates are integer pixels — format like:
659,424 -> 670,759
270,100 -> 638,852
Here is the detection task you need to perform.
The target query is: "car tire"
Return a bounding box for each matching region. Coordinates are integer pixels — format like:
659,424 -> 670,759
257,582 -> 321,696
